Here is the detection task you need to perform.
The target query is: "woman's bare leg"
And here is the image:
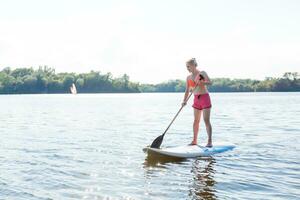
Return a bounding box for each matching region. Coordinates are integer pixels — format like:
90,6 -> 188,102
203,108 -> 212,147
191,108 -> 202,145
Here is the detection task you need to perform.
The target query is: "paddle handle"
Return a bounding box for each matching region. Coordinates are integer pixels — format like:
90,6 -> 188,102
162,90 -> 194,135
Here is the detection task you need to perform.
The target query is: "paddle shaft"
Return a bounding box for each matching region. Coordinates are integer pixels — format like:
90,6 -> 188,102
161,90 -> 195,136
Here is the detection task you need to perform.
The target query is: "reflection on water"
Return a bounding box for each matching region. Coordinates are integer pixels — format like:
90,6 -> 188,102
190,158 -> 216,200
143,152 -> 186,167
143,153 -> 216,200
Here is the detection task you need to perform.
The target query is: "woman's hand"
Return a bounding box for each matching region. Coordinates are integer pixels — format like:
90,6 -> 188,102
196,79 -> 206,86
182,101 -> 187,107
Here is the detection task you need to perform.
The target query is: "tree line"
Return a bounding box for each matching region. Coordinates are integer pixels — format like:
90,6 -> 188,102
0,67 -> 299,94
140,72 -> 300,92
0,66 -> 139,94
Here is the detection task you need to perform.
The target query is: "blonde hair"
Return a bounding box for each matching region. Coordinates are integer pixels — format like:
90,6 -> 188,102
186,58 -> 198,67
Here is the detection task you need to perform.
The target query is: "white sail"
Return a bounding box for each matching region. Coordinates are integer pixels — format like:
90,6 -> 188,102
70,83 -> 77,94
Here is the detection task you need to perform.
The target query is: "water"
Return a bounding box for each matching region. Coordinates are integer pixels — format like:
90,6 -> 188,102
0,93 -> 299,200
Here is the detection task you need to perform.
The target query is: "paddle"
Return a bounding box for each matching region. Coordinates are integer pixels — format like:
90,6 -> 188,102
150,74 -> 204,149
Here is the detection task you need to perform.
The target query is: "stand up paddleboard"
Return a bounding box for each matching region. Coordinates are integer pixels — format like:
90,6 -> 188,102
144,144 -> 235,158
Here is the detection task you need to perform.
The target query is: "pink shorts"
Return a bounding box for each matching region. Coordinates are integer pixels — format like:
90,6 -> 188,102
192,93 -> 212,110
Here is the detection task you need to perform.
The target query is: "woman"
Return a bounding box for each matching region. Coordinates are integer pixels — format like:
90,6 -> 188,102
182,58 -> 213,147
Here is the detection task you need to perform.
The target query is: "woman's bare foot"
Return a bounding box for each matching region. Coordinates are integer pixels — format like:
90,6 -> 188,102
189,141 -> 198,145
206,142 -> 213,147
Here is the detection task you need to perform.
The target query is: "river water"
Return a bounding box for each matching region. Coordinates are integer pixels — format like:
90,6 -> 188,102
0,93 -> 299,200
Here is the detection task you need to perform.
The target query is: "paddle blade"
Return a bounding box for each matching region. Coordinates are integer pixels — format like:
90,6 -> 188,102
150,134 -> 165,148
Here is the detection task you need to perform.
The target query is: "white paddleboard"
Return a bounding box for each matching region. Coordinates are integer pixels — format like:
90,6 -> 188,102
144,144 -> 235,158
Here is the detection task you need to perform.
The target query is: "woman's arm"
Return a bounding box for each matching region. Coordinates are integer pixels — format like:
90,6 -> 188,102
200,71 -> 212,85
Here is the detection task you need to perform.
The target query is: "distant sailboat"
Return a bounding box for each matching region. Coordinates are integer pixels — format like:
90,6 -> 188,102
70,83 -> 77,94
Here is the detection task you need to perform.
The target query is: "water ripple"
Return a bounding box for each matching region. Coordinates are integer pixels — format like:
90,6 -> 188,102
0,93 -> 299,200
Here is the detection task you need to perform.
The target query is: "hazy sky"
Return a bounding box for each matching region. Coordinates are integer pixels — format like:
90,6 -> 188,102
0,0 -> 299,83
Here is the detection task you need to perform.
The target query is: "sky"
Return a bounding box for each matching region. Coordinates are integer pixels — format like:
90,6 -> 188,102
0,0 -> 299,83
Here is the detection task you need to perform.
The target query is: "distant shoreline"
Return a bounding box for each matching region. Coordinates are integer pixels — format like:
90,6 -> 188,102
1,91 -> 299,95
0,66 -> 299,94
